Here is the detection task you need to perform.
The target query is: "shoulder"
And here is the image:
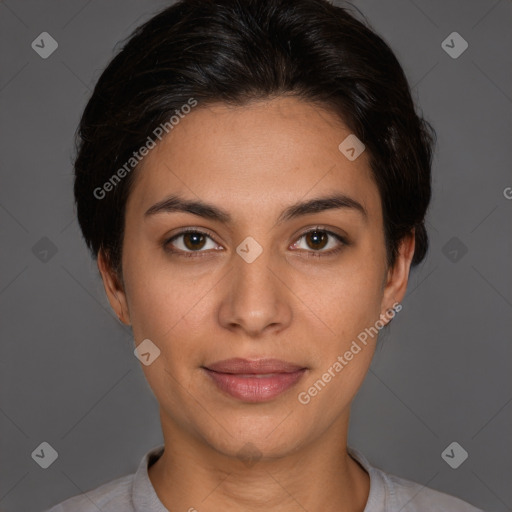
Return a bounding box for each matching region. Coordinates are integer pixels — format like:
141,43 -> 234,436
348,448 -> 484,512
382,471 -> 484,512
42,444 -> 165,512
42,473 -> 135,512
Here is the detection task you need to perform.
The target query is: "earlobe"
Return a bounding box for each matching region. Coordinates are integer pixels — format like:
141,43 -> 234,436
97,250 -> 131,325
380,230 -> 416,321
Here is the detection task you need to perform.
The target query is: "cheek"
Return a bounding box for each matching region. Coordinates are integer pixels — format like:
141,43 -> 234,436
298,256 -> 385,349
125,264 -> 206,343
294,261 -> 385,415
123,263 -> 208,398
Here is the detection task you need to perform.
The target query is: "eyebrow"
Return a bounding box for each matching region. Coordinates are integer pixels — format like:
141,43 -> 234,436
144,193 -> 367,224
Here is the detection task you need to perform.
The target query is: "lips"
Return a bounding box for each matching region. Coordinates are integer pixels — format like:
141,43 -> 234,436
202,358 -> 307,402
205,358 -> 305,374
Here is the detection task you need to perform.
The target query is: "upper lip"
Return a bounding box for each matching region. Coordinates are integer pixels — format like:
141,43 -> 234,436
204,358 -> 306,374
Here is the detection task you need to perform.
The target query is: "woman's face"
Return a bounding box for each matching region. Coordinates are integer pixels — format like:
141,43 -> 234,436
99,96 -> 414,459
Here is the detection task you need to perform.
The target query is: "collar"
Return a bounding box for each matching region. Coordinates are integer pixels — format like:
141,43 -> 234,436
131,444 -> 385,512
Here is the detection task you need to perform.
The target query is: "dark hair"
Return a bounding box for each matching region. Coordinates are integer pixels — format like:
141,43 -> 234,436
74,0 -> 435,279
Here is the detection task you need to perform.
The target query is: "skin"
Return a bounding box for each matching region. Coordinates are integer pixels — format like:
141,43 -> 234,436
98,96 -> 415,512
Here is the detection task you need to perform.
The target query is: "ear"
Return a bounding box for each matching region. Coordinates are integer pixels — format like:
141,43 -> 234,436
97,249 -> 131,325
379,230 -> 416,324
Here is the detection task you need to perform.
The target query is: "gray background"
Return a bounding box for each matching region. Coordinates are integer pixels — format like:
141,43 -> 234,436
0,0 -> 511,511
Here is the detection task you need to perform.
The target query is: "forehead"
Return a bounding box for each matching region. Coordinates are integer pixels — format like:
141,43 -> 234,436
126,97 -> 381,224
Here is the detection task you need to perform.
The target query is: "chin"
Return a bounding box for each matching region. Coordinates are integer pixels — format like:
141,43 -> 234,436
190,409 -> 315,462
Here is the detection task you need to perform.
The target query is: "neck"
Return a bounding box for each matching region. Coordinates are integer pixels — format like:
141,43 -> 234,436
148,411 -> 370,512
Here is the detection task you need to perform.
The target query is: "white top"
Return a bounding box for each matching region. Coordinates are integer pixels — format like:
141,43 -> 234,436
44,444 -> 484,512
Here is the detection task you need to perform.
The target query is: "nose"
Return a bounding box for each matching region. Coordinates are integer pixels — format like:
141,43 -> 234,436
217,242 -> 293,338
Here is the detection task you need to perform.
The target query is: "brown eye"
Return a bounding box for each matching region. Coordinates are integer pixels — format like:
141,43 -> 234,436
183,232 -> 207,251
291,228 -> 347,257
304,230 -> 329,250
164,229 -> 219,256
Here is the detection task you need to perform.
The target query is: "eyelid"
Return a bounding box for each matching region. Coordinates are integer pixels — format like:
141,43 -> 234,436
163,225 -> 348,257
163,227 -> 222,255
292,225 -> 349,245
290,225 -> 348,256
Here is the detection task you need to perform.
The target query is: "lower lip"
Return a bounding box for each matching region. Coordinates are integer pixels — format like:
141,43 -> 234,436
203,368 -> 306,402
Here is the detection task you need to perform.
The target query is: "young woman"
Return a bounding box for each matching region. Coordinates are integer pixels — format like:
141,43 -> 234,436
45,0 -> 483,510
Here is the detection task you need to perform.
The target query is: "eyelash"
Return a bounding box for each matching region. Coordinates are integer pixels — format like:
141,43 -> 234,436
163,227 -> 348,259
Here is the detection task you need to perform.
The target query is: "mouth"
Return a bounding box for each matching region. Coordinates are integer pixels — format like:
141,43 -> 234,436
202,358 -> 307,403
